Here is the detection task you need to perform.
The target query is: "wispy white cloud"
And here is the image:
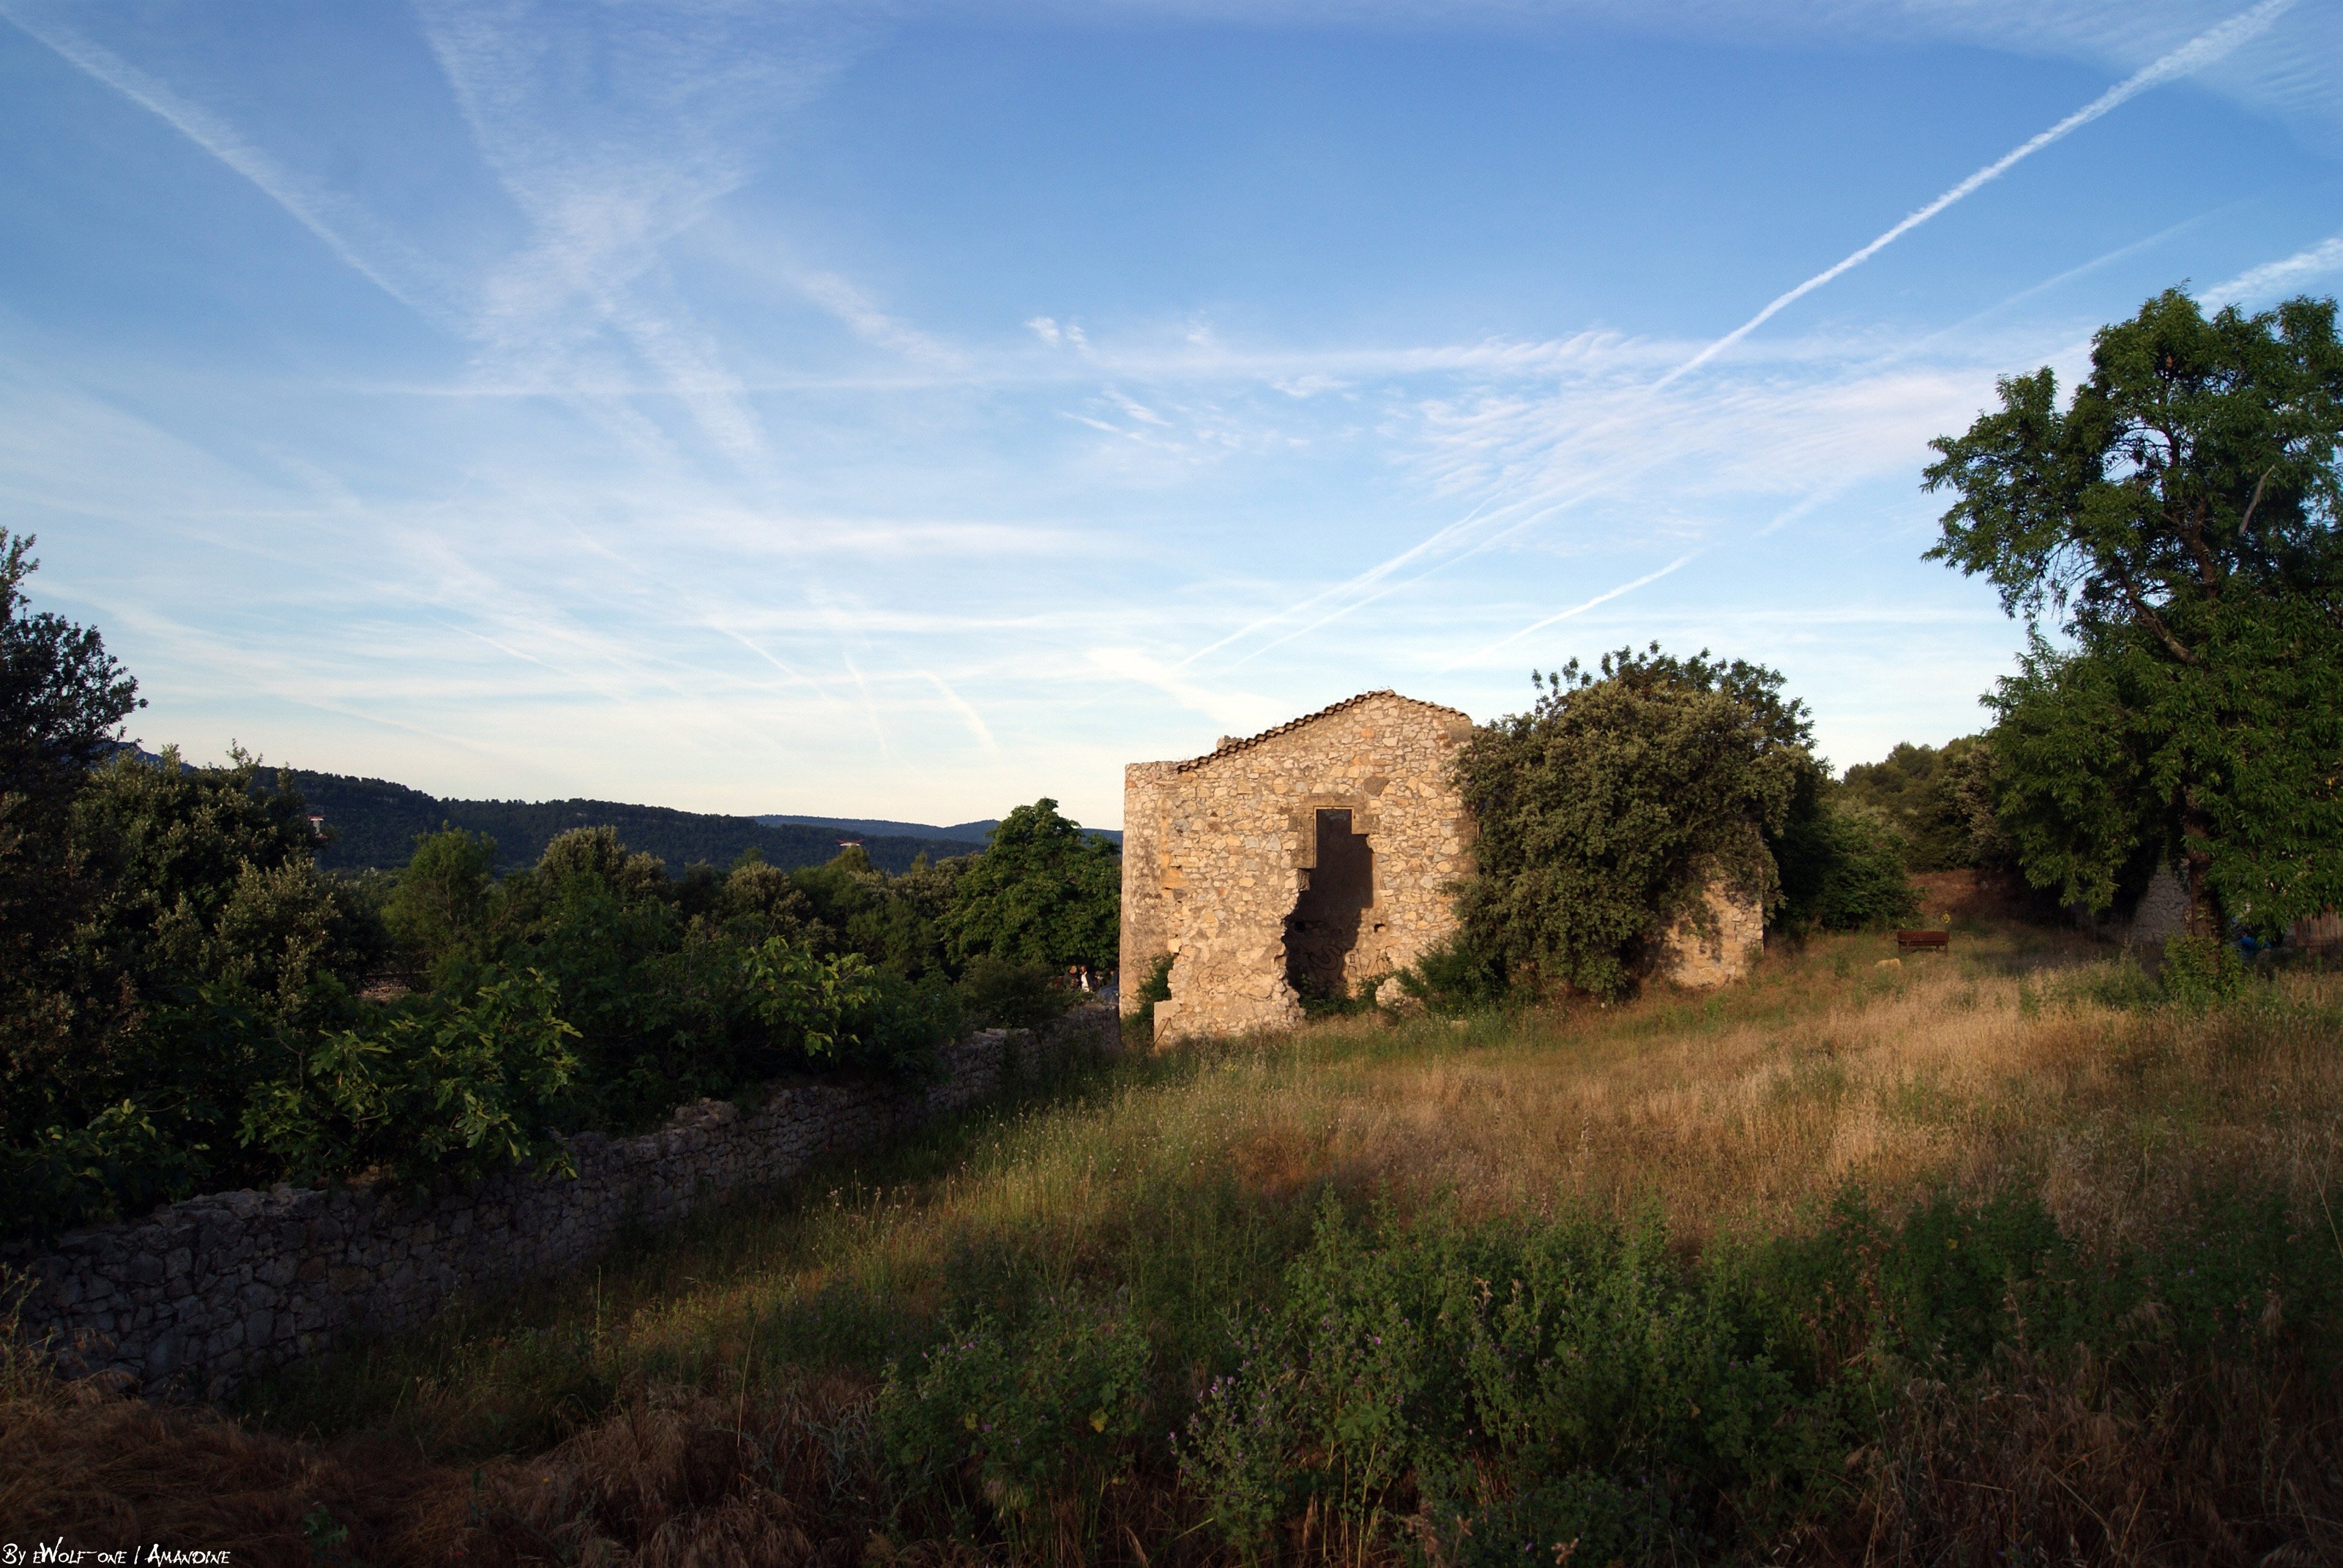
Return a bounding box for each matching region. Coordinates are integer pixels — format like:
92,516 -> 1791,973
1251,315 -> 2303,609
1449,553 -> 1700,668
921,671 -> 1001,753
1659,0 -> 2298,386
789,270 -> 967,369
0,1 -> 464,327
2205,233 -> 2343,305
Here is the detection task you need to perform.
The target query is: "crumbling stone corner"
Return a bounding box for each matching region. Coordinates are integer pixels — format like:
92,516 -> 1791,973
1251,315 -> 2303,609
1120,691 -> 1475,1043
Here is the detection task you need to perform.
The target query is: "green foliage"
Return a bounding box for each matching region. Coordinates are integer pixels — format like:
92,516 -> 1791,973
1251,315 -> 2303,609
2158,933 -> 2247,1009
1177,1197 -> 1852,1558
1837,736 -> 2014,873
790,844 -> 960,979
1131,953 -> 1174,1028
239,963 -> 581,1188
450,829 -> 923,1130
1926,288 -> 2343,934
1773,794 -> 1920,931
288,766 -> 976,876
954,954 -> 1076,1031
1169,1184 -> 2343,1561
1454,645 -> 1813,998
0,1097 -> 212,1240
0,529 -> 144,998
878,1292 -> 1152,1554
0,751 -> 963,1234
383,826 -> 498,971
0,750 -> 385,1234
942,799 -> 1120,973
1395,933 -> 1509,1015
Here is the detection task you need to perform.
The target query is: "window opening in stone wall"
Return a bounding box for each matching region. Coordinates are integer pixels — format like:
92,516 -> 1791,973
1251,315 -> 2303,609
1286,808 -> 1373,1007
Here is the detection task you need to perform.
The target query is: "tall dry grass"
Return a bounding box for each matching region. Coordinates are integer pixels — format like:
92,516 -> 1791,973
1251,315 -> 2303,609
7,925 -> 2341,1563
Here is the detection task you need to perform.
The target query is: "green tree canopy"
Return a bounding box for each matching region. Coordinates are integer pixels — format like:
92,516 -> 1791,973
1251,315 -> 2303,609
1,529 -> 146,980
1453,646 -> 1813,999
1924,288 -> 2343,933
1837,736 -> 2011,873
942,799 -> 1120,973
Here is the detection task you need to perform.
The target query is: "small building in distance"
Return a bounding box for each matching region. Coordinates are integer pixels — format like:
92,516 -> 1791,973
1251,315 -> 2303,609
1120,690 -> 1476,1042
1121,688 -> 1765,1043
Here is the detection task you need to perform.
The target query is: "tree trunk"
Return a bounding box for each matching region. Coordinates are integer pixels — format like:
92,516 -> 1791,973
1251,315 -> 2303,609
2180,795 -> 2220,938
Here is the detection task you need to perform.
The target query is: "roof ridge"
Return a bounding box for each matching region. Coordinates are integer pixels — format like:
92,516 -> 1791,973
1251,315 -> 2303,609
1172,690 -> 1472,772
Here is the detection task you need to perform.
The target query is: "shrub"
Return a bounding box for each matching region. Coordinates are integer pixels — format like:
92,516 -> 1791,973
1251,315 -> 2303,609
1130,953 -> 1173,1032
239,963 -> 580,1188
2160,932 -> 2247,1009
955,954 -> 1075,1032
1773,797 -> 1921,931
1455,646 -> 1811,999
1179,1198 -> 1855,1558
1394,932 -> 1508,1015
878,1291 -> 1152,1556
382,826 -> 497,970
942,799 -> 1120,973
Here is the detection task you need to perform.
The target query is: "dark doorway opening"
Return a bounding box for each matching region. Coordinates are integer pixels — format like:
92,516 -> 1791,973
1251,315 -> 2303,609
1286,808 -> 1373,1005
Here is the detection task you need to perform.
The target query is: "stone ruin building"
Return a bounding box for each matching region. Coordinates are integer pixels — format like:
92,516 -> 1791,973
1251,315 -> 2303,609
1120,689 -> 1764,1042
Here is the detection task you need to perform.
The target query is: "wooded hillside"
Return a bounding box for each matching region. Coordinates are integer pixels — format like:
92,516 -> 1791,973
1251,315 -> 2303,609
289,770 -> 977,875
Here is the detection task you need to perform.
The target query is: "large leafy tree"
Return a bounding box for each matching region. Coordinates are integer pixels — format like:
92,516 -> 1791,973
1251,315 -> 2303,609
1924,288 -> 2343,935
942,799 -> 1120,973
1454,646 -> 1812,998
0,530 -> 144,959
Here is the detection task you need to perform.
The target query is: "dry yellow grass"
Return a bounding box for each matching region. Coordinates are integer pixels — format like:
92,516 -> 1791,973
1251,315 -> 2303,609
247,925 -> 2343,1449
10,923 -> 2341,1564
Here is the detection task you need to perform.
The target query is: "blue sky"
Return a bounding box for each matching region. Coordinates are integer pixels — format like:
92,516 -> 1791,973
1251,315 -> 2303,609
3,1 -> 2339,829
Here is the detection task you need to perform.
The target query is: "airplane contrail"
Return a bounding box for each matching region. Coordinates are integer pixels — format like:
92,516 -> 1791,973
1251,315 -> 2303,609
1172,0 -> 2299,677
1656,0 -> 2298,387
1448,553 -> 1700,669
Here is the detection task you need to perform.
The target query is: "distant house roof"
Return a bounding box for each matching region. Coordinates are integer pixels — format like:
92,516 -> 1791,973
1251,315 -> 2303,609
1173,690 -> 1473,774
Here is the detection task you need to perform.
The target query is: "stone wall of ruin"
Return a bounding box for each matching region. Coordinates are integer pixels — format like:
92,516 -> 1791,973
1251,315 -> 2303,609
1659,881 -> 1765,990
1122,692 -> 1475,1042
6,1008 -> 1118,1400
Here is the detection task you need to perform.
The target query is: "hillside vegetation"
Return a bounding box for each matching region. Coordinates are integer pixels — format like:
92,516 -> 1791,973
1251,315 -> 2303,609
292,770 -> 978,876
10,925 -> 2339,1564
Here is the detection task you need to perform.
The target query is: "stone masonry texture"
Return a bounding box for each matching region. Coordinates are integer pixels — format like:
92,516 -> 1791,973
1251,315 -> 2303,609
1120,690 -> 1763,1040
5,1007 -> 1120,1400
1122,691 -> 1477,1042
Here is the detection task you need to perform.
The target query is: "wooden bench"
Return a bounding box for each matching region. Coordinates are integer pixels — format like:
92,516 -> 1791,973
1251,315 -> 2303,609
1896,930 -> 1950,954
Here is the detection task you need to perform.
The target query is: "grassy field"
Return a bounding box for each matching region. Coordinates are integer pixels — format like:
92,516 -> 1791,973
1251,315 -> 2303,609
8,921 -> 2343,1565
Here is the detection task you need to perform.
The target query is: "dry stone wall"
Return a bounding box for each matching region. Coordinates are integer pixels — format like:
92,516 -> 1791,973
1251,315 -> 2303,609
1122,691 -> 1476,1042
5,1007 -> 1118,1400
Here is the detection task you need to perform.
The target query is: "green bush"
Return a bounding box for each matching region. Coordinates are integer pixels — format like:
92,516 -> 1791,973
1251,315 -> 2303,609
2160,933 -> 2247,1009
879,1291 -> 1152,1554
1455,646 -> 1811,999
942,799 -> 1120,973
239,963 -> 580,1188
866,1182 -> 2343,1563
1129,953 -> 1173,1034
1178,1198 -> 1853,1557
1773,797 -> 1921,932
1394,932 -> 1508,1015
955,953 -> 1076,1031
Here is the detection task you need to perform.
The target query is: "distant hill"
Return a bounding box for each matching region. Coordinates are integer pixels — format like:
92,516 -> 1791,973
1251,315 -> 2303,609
286,772 -> 979,876
761,813 -> 996,843
760,813 -> 1123,846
